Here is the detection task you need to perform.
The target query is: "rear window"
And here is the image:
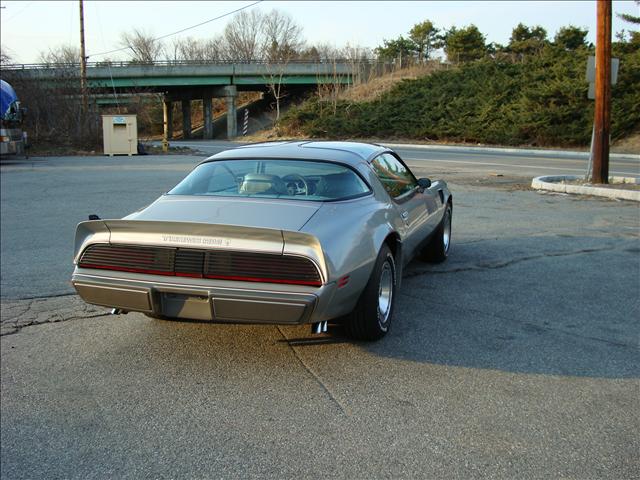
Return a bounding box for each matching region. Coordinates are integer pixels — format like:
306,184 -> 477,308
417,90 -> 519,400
168,159 -> 370,201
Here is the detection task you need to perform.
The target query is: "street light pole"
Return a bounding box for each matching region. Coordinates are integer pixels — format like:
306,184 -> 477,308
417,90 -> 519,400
592,0 -> 612,184
79,0 -> 88,115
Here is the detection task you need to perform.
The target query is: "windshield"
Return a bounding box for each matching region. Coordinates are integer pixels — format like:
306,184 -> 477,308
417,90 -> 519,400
168,159 -> 370,201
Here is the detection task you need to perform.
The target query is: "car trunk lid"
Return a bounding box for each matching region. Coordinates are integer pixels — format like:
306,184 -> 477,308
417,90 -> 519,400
125,195 -> 321,232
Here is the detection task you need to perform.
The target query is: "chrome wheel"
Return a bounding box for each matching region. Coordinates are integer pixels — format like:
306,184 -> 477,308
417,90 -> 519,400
345,244 -> 395,341
378,260 -> 394,326
443,207 -> 452,253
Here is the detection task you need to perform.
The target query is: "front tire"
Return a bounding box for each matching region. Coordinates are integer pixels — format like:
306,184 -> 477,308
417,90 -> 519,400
344,244 -> 397,341
422,203 -> 452,263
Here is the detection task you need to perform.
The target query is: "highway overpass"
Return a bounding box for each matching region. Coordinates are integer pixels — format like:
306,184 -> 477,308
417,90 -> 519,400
2,60 -> 360,139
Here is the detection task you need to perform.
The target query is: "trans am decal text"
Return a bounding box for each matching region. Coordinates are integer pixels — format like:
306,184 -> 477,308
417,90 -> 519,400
161,235 -> 231,247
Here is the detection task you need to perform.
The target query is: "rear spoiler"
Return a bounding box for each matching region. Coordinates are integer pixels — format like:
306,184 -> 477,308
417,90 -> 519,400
73,219 -> 328,283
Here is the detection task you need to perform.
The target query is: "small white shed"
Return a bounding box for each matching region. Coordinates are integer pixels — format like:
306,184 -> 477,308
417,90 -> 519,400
102,114 -> 137,156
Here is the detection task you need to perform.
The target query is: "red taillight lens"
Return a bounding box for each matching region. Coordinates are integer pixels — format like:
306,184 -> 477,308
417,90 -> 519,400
78,244 -> 322,286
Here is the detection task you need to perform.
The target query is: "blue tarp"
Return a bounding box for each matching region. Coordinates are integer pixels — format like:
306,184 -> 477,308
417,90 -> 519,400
1,79 -> 20,120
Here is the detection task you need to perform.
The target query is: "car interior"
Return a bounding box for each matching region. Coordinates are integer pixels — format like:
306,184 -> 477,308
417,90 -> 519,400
170,159 -> 370,201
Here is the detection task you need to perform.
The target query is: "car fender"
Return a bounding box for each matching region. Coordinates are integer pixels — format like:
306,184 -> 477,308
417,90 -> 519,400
300,197 -> 404,318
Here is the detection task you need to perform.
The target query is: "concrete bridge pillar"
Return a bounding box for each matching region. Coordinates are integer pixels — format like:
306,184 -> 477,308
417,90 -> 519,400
181,100 -> 191,139
224,85 -> 237,139
203,94 -> 213,140
163,98 -> 173,141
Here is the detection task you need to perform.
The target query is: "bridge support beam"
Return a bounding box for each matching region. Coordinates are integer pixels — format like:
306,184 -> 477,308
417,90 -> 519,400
181,100 -> 191,139
225,85 -> 237,139
163,98 -> 173,141
203,94 -> 213,140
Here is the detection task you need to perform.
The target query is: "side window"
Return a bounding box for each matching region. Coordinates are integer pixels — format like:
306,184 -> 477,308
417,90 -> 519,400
370,153 -> 418,199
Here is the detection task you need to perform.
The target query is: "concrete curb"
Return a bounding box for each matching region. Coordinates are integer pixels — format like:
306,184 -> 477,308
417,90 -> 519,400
383,142 -> 640,161
531,175 -> 640,202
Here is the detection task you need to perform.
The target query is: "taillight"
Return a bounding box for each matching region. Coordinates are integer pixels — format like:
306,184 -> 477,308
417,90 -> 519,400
78,244 -> 322,287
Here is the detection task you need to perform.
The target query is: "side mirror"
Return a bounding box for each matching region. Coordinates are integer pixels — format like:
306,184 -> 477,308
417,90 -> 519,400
418,178 -> 432,189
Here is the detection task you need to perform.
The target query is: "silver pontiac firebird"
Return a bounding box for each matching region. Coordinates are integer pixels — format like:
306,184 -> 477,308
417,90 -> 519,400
72,141 -> 452,340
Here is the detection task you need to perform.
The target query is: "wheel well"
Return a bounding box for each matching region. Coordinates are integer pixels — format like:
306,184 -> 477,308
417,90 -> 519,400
384,233 -> 401,262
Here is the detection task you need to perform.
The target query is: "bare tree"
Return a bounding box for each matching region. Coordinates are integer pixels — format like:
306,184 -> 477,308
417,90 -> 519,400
262,10 -> 305,121
169,37 -> 198,62
201,36 -> 227,62
307,43 -> 342,62
340,43 -> 373,85
1,46 -> 14,65
120,29 -> 165,64
262,9 -> 303,62
340,43 -> 372,62
224,10 -> 263,62
166,38 -> 182,63
169,36 -> 227,63
38,45 -> 81,65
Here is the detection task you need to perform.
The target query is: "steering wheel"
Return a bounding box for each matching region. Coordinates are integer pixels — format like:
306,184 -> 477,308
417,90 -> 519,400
282,174 -> 309,196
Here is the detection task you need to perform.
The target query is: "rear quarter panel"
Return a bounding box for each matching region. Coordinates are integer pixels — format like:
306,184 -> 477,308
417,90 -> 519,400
301,194 -> 404,318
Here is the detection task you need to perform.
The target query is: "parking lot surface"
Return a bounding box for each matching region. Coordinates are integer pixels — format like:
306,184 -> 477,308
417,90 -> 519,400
1,154 -> 639,479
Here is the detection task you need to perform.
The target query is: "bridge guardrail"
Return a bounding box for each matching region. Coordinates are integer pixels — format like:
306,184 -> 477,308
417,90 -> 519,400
1,59 -> 393,71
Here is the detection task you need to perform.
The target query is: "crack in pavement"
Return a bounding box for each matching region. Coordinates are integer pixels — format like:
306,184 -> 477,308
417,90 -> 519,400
4,292 -> 76,301
403,246 -> 618,279
1,312 -> 111,337
1,294 -> 110,337
276,325 -> 351,417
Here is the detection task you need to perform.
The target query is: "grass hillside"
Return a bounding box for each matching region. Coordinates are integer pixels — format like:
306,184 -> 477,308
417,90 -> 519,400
281,45 -> 640,148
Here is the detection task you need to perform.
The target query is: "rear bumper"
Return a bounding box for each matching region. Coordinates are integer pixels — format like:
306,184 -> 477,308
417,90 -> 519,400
71,269 -> 338,325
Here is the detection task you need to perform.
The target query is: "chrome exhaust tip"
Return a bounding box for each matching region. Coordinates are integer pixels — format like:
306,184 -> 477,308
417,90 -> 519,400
110,308 -> 126,315
311,321 -> 328,334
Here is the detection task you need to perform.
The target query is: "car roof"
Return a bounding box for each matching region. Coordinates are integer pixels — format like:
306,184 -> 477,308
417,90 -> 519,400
202,141 -> 389,166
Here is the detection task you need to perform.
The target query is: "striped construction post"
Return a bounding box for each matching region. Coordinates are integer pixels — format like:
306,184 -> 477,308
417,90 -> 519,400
242,108 -> 249,136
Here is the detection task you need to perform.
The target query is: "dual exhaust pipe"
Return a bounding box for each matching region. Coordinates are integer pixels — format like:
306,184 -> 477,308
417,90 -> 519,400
311,320 -> 328,334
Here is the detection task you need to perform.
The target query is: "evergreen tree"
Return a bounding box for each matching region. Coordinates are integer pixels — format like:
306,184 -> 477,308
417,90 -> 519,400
617,0 -> 640,24
443,25 -> 487,63
409,20 -> 441,62
374,36 -> 417,64
554,26 -> 589,50
509,23 -> 548,54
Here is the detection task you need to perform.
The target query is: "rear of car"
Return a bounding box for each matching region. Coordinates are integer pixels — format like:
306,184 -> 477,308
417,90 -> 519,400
71,141 -> 452,340
71,156 -> 372,325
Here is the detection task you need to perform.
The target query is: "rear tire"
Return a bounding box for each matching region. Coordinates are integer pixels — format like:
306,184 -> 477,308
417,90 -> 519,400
422,203 -> 452,263
344,244 -> 396,341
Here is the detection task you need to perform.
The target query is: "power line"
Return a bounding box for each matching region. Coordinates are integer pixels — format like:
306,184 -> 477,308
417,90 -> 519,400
87,0 -> 263,59
2,1 -> 35,22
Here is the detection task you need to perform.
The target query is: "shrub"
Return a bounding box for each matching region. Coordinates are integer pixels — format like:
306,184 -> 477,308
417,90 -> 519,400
281,43 -> 639,147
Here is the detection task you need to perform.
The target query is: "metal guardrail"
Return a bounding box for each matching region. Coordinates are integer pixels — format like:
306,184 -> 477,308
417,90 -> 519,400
1,59 -> 383,71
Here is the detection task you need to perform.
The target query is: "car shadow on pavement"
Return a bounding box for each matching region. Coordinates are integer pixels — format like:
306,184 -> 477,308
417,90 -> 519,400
356,235 -> 640,379
126,234 -> 638,380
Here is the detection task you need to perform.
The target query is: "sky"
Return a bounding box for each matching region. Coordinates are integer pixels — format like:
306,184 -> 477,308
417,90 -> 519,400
0,0 -> 638,63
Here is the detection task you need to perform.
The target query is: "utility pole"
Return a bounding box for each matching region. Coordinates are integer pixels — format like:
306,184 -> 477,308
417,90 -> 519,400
79,0 -> 88,115
592,0 -> 612,184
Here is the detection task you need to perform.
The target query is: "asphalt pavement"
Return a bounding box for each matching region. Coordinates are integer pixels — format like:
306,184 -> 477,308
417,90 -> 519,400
1,150 -> 639,479
168,139 -> 640,178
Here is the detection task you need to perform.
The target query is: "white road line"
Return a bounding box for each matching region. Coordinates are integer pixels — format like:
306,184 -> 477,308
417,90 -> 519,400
400,151 -> 639,166
404,157 -> 639,176
398,150 -> 592,164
